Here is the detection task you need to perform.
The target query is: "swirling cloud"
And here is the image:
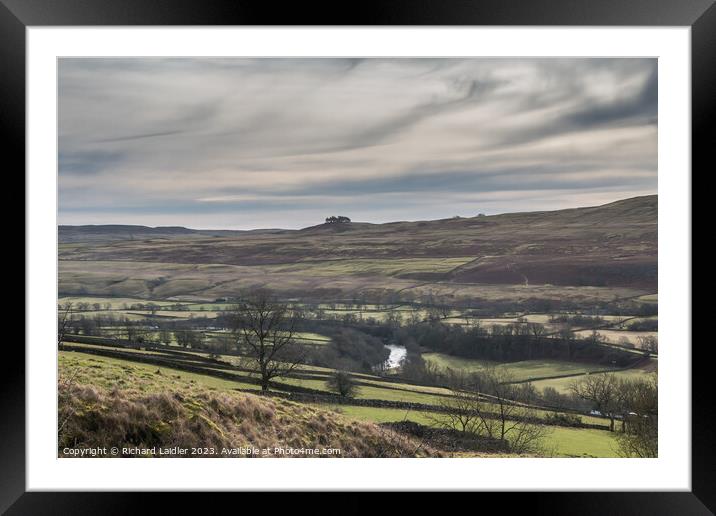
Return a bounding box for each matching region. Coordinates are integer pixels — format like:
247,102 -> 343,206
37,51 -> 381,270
59,58 -> 657,229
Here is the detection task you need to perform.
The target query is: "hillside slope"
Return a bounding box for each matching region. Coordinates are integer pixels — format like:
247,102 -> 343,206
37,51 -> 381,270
58,354 -> 439,458
59,196 -> 657,296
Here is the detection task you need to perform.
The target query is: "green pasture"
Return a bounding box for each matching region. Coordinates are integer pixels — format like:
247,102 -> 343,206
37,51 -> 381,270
60,347 -> 621,457
531,362 -> 657,394
422,353 -> 616,382
324,405 -> 618,457
59,351 -> 260,391
547,427 -> 619,457
573,329 -> 658,346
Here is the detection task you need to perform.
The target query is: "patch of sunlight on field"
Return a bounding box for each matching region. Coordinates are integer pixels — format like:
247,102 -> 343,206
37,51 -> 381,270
280,376 -> 447,404
182,302 -> 233,310
323,405 -> 436,425
294,332 -> 331,345
573,329 -> 658,345
127,310 -> 223,319
546,427 -> 619,457
264,257 -> 475,277
474,317 -> 522,325
66,310 -> 149,321
357,378 -> 454,396
62,342 -> 168,356
60,296 -> 177,308
198,351 -> 383,380
59,351 -> 260,392
531,365 -> 656,394
422,353 -> 617,381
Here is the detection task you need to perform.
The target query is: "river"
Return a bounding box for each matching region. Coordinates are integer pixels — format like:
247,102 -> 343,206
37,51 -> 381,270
383,344 -> 407,369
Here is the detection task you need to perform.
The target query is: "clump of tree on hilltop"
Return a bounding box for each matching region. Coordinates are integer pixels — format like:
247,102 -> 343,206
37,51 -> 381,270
325,216 -> 351,224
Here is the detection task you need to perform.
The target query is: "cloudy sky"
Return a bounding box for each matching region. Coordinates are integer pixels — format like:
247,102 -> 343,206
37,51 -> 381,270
58,58 -> 657,229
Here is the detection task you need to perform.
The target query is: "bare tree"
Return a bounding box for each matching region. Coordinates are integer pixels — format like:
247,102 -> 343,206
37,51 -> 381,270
428,367 -> 551,455
637,335 -> 658,355
57,302 -> 73,350
570,373 -> 619,431
428,388 -> 485,435
229,289 -> 305,391
476,367 -> 551,454
615,373 -> 658,457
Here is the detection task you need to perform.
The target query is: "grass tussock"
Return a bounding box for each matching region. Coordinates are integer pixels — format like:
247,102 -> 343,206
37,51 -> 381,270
58,353 -> 439,458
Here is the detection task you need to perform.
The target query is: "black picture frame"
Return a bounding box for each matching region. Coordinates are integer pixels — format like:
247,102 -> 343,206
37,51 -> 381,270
5,0 -> 709,513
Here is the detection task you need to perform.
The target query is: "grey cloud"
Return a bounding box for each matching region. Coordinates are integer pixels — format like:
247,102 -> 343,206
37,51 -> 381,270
251,164 -> 652,199
564,65 -> 657,129
58,57 -> 657,229
92,130 -> 186,143
59,150 -> 127,175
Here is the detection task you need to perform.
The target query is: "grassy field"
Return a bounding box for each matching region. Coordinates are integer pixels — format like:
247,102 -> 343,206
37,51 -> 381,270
61,295 -> 443,326
68,342 -> 657,424
63,342 -> 173,356
324,405 -> 618,457
59,351 -> 260,391
56,198 -> 657,458
59,322 -> 636,458
61,337 -> 645,417
637,294 -> 658,303
422,353 -> 618,382
60,296 -> 179,308
294,332 -> 332,345
547,427 -> 618,457
207,352 -> 382,379
60,347 -> 620,454
264,257 -> 475,277
74,344 -> 611,425
573,329 -> 658,346
202,330 -> 331,347
62,346 -> 450,406
530,360 -> 657,394
265,375 -> 451,405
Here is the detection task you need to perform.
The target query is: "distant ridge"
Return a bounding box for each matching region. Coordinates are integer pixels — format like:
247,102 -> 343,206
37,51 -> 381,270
61,195 -> 657,240
59,195 -> 656,291
58,224 -> 287,243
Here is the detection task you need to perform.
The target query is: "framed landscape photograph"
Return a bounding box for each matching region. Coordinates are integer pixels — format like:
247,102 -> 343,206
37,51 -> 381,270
9,0 -> 711,512
55,55 -> 662,461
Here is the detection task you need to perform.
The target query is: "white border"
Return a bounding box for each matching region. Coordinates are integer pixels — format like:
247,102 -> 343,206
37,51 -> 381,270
27,27 -> 691,491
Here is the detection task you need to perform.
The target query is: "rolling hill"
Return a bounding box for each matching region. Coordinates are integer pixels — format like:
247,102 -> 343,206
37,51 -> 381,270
58,195 -> 657,300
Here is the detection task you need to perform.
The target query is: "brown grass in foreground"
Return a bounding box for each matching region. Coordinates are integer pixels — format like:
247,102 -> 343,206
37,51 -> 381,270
58,375 -> 440,458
